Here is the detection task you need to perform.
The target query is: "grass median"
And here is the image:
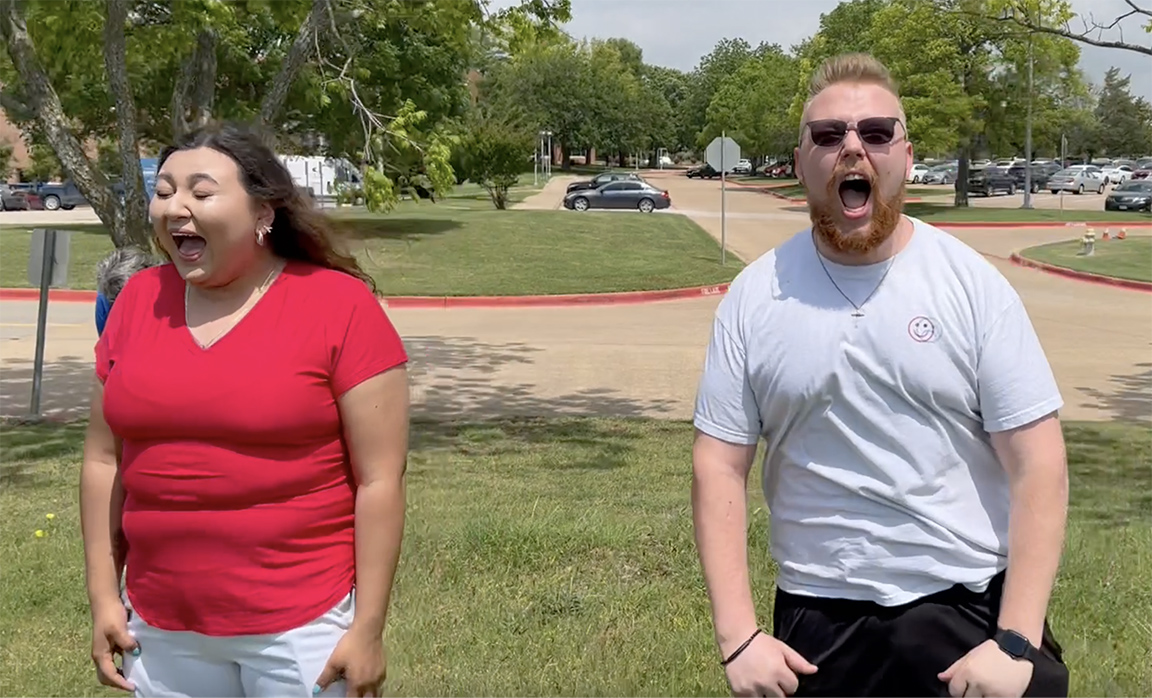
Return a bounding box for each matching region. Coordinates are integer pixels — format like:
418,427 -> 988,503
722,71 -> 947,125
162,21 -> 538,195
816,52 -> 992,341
1019,235 -> 1152,283
0,199 -> 740,297
1,417 -> 1149,696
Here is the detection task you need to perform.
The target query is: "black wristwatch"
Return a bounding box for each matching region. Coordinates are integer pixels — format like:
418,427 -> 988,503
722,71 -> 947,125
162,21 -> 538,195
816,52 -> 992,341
994,628 -> 1042,663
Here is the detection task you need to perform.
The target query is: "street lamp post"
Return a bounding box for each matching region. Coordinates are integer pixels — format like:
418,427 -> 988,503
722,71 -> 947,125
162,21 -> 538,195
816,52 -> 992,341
1022,16 -> 1035,209
545,131 -> 552,179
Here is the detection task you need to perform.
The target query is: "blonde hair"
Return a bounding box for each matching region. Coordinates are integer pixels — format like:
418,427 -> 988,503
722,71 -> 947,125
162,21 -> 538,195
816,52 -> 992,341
800,53 -> 904,141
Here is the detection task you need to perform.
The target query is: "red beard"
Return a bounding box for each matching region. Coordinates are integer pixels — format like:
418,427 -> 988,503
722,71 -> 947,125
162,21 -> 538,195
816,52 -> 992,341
808,171 -> 905,256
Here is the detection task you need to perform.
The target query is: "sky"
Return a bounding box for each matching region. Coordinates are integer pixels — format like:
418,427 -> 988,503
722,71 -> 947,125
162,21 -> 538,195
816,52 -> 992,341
495,0 -> 1152,101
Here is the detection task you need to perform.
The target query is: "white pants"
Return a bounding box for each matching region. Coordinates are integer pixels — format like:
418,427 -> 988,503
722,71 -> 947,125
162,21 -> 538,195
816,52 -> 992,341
122,591 -> 354,697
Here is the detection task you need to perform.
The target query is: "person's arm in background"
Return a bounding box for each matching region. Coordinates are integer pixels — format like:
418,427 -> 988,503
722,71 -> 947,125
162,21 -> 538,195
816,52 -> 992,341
692,313 -> 817,697
95,292 -> 111,336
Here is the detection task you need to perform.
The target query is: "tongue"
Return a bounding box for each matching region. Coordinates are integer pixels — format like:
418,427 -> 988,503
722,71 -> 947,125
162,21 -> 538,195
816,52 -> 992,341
839,184 -> 870,210
176,236 -> 206,256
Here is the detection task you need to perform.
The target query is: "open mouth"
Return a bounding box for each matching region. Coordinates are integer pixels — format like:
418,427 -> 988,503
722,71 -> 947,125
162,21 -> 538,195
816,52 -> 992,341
838,174 -> 872,214
170,231 -> 207,261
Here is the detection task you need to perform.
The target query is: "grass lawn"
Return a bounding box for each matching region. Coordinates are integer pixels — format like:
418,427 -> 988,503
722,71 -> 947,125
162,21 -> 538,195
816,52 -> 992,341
1020,235 -> 1152,283
903,202 -> 1152,223
768,183 -> 943,199
1,417 -> 1149,697
0,192 -> 740,297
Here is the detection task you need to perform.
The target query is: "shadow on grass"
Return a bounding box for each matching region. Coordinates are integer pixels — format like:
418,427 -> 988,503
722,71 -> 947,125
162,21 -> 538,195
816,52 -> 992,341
0,421 -> 86,489
408,416 -> 675,473
1064,420 -> 1152,526
1076,363 -> 1152,425
344,217 -> 464,241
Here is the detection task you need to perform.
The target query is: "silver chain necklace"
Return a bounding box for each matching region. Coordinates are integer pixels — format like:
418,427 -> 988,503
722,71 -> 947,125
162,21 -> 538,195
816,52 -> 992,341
814,245 -> 896,318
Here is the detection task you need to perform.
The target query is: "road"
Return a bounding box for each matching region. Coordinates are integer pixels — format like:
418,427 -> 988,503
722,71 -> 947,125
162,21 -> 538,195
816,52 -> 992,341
2,174 -> 1149,424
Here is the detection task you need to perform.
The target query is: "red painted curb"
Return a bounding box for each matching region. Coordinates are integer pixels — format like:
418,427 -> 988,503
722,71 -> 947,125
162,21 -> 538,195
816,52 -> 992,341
0,283 -> 732,308
1009,253 -> 1152,293
940,221 -> 1152,229
0,288 -> 98,302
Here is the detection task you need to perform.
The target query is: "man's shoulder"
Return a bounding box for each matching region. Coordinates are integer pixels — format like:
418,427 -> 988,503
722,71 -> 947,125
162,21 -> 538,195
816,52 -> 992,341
724,229 -> 813,303
907,218 -> 1019,300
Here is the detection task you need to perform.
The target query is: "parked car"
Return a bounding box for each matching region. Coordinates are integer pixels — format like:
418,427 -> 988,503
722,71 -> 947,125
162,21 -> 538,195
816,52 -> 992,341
1005,162 -> 1059,193
1047,165 -> 1106,194
732,159 -> 753,175
563,180 -> 671,213
1101,165 -> 1134,185
686,163 -> 721,179
922,163 -> 957,185
966,166 -> 1017,196
1104,180 -> 1152,212
35,180 -> 87,210
0,184 -> 44,211
566,171 -> 641,194
1130,168 -> 1151,181
907,163 -> 930,183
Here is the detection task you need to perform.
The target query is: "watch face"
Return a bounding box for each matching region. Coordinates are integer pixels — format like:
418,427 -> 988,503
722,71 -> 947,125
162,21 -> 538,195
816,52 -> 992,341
1000,630 -> 1030,657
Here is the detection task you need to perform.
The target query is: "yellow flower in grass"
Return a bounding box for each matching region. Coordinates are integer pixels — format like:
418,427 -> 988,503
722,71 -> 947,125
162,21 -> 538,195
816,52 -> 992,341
45,513 -> 56,521
34,530 -> 45,538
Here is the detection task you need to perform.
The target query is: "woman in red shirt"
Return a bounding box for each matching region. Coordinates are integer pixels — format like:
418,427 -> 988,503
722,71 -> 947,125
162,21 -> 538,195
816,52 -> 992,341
80,122 -> 409,698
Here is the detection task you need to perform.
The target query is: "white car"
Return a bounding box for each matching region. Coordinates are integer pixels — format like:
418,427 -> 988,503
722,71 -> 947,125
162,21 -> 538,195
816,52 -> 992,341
732,159 -> 753,175
1102,165 -> 1133,185
907,163 -> 930,183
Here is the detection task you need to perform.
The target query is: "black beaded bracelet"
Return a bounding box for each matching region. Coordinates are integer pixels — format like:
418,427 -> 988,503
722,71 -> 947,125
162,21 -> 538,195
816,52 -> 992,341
720,628 -> 764,666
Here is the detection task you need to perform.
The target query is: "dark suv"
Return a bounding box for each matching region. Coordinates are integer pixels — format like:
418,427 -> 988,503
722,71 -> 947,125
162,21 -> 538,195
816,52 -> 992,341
966,166 -> 1017,196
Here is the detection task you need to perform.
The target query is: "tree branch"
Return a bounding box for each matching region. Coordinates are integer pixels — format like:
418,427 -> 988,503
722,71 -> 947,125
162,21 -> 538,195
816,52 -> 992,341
986,2 -> 1152,57
260,0 -> 329,125
0,0 -> 111,215
104,0 -> 151,248
169,29 -> 218,139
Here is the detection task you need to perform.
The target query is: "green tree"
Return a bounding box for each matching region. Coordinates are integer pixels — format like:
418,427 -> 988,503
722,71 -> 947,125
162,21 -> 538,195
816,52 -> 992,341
456,113 -> 533,209
1092,67 -> 1152,157
704,46 -> 801,162
680,38 -> 759,151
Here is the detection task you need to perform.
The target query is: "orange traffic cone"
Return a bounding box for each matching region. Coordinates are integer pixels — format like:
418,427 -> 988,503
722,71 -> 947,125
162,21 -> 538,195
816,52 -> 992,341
1118,228 -> 1127,240
1102,229 -> 1111,240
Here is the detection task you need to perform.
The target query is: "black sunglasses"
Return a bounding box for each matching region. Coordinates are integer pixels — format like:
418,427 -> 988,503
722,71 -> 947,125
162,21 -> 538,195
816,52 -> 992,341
805,117 -> 904,147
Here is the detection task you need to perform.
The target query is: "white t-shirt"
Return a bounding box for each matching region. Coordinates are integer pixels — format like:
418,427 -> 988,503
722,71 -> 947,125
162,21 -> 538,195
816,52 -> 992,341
693,217 -> 1063,606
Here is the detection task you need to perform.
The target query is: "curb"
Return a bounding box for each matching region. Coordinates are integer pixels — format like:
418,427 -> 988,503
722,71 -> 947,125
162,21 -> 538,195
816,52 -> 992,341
1009,253 -> 1152,293
939,221 -> 1152,229
0,283 -> 732,308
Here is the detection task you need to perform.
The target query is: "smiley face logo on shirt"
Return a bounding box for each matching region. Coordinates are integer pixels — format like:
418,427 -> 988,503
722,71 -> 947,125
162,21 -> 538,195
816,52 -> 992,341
908,316 -> 939,343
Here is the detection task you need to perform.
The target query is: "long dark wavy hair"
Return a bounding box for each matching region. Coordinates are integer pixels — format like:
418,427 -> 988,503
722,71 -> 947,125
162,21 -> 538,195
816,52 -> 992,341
156,121 -> 377,294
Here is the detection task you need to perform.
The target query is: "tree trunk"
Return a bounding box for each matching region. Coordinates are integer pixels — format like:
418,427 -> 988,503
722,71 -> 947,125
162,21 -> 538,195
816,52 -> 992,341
0,0 -> 147,249
170,29 -> 218,140
104,0 -> 152,249
954,147 -> 971,208
260,0 -> 329,126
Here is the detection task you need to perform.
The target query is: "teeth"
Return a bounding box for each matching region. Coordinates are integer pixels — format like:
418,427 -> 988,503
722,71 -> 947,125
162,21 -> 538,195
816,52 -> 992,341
844,174 -> 866,181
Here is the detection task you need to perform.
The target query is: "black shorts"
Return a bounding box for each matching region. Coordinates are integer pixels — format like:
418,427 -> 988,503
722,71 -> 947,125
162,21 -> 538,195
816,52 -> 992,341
772,572 -> 1069,697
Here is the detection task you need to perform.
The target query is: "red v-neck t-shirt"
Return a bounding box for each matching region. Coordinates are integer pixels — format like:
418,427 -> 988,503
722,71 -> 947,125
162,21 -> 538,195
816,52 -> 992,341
95,260 -> 407,636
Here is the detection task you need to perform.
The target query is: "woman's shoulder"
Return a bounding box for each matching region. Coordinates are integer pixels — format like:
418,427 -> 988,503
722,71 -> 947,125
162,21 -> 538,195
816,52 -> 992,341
282,261 -> 380,310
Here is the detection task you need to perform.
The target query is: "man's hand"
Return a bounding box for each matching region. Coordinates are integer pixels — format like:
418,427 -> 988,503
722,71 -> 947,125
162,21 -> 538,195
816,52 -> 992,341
724,633 -> 818,697
938,639 -> 1032,697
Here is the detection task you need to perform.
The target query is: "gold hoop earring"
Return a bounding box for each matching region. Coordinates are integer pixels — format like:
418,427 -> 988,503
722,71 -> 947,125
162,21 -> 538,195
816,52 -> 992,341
256,224 -> 270,246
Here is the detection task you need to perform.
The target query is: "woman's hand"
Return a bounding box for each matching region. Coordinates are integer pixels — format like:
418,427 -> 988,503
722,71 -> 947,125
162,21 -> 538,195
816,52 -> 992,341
314,625 -> 386,697
90,599 -> 138,692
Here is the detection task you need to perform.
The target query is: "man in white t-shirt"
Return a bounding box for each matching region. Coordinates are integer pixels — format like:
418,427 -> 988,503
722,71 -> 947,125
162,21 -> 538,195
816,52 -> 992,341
691,53 -> 1070,698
